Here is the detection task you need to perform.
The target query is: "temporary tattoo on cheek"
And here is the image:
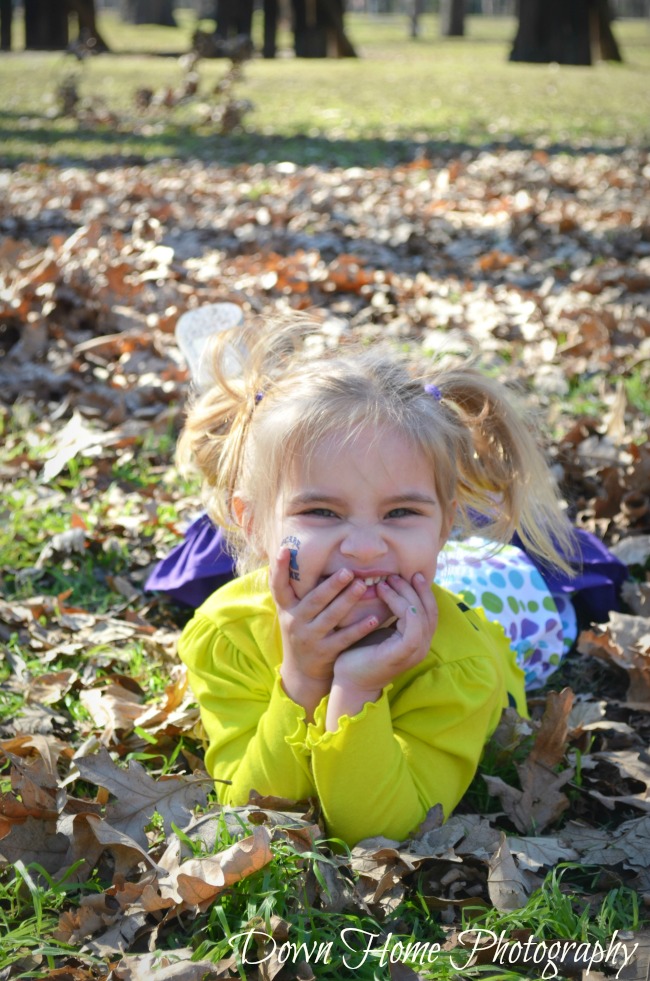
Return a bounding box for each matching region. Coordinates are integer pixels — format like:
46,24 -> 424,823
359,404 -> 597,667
281,535 -> 301,581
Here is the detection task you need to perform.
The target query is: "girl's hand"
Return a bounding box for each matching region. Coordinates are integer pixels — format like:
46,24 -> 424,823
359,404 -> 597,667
269,547 -> 382,719
326,573 -> 438,730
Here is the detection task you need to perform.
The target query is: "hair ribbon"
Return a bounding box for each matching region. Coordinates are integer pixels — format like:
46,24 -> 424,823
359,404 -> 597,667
424,383 -> 442,401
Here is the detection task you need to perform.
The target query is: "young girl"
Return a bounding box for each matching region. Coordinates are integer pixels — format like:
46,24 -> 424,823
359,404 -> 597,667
173,317 -> 583,847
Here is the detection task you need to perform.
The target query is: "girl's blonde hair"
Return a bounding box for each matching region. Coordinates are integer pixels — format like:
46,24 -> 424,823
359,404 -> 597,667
177,317 -> 575,575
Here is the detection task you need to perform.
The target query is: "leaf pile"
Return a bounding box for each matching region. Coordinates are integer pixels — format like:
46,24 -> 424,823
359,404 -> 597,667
1,146 -> 650,978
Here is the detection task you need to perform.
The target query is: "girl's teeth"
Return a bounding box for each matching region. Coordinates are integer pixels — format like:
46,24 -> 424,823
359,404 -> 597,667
363,576 -> 385,585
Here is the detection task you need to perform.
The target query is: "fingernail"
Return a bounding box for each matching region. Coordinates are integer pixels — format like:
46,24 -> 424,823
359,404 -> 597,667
414,572 -> 426,583
339,568 -> 353,582
368,616 -> 379,628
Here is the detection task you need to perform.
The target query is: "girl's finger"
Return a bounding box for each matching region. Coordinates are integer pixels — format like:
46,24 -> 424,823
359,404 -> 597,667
376,578 -> 435,651
385,573 -> 421,605
310,577 -> 370,631
269,547 -> 299,610
296,567 -> 359,619
411,572 -> 439,631
321,611 -> 381,654
376,576 -> 417,617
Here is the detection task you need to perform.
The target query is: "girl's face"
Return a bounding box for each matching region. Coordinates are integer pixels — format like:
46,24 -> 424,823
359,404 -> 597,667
267,426 -> 454,628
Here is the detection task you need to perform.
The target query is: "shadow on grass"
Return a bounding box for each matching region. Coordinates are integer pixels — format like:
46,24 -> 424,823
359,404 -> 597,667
0,110 -> 637,172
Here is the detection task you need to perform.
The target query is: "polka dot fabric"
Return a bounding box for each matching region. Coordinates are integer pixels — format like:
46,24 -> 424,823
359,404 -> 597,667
435,537 -> 577,690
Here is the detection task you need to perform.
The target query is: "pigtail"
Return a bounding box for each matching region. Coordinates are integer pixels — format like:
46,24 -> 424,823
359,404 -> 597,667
177,327 -> 264,534
426,368 -> 576,574
176,316 -> 322,570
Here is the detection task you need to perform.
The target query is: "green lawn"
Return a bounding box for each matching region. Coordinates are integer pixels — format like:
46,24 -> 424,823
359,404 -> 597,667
0,11 -> 648,165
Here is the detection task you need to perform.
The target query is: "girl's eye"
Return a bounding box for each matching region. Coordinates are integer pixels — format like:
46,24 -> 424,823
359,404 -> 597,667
386,508 -> 417,518
305,508 -> 338,518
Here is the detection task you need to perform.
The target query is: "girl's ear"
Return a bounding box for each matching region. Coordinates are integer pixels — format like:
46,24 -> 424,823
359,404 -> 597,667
232,494 -> 254,537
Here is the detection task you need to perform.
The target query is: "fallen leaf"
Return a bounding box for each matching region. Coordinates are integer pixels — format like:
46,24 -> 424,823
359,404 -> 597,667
578,614 -> 650,704
75,748 -> 209,849
487,834 -> 531,911
108,949 -> 230,981
529,688 -> 575,768
171,825 -> 273,911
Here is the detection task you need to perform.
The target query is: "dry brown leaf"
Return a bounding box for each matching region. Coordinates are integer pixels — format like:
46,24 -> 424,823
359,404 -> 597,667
529,688 -> 575,767
79,686 -> 144,743
0,815 -> 69,874
507,835 -> 579,871
66,812 -> 161,880
578,613 -> 650,704
487,834 -> 530,911
483,763 -> 574,835
26,669 -> 79,706
615,927 -> 650,981
108,949 -> 231,981
172,825 -> 273,911
621,580 -> 650,617
76,747 -> 209,848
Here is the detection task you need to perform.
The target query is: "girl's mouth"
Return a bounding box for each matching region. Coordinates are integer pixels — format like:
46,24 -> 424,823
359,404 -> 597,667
321,572 -> 395,600
354,574 -> 391,601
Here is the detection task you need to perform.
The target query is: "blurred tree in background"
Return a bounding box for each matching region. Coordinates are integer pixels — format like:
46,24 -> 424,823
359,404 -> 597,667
439,0 -> 465,34
120,0 -> 177,25
22,0 -> 109,51
510,0 -> 623,63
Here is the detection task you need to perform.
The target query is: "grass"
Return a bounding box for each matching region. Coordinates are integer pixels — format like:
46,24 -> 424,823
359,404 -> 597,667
1,14 -> 648,975
464,864 -> 642,946
1,412 -> 646,978
0,861 -> 104,976
0,11 -> 648,166
0,415 -> 642,981
0,815 -> 641,980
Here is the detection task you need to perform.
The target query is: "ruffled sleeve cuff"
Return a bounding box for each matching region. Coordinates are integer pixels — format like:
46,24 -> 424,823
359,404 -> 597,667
268,667 -> 312,756
306,685 -> 394,752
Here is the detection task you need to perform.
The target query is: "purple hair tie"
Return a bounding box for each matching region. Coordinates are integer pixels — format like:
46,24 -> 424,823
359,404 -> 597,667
254,391 -> 264,404
424,383 -> 442,401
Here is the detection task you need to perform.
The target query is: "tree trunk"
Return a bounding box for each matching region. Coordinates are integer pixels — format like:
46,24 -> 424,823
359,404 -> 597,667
321,0 -> 357,55
0,0 -> 12,50
214,0 -> 253,38
590,0 -> 623,60
440,0 -> 465,36
409,0 -> 424,38
68,0 -> 110,50
24,0 -> 69,49
510,0 -> 622,64
293,0 -> 328,56
293,0 -> 356,57
121,0 -> 177,26
263,0 -> 278,56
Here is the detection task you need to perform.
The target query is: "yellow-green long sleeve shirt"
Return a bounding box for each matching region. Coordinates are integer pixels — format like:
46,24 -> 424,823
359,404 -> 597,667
178,569 -> 526,846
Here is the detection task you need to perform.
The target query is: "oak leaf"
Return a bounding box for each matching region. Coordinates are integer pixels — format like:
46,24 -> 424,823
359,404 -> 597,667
75,748 -> 209,849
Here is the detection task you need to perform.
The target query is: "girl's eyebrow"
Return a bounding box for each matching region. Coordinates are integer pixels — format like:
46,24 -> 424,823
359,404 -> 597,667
288,491 -> 344,507
384,493 -> 439,506
288,491 -> 438,507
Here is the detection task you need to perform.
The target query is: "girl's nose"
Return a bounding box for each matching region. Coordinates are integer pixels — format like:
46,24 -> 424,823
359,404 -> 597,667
340,524 -> 388,562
